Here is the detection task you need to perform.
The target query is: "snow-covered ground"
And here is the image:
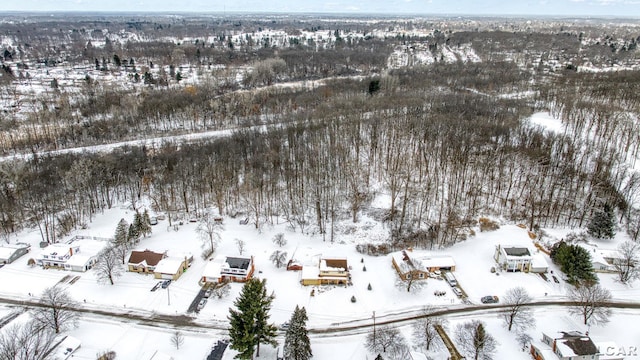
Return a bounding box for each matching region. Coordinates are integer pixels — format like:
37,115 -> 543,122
1,201 -> 639,359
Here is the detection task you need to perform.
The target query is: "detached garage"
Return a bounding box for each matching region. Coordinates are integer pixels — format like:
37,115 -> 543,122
153,257 -> 188,280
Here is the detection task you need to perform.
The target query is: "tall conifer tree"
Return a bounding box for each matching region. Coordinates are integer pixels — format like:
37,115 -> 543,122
283,306 -> 312,360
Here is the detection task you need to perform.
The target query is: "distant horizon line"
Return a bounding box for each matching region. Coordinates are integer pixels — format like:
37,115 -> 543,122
0,10 -> 638,20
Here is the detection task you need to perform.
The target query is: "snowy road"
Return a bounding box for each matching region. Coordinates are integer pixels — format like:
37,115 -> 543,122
2,294 -> 640,336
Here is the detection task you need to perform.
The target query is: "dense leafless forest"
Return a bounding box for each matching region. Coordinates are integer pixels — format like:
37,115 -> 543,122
1,14 -> 640,250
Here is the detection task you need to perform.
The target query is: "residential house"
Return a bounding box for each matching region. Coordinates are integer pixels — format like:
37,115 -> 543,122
301,258 -> 350,286
530,254 -> 549,273
153,257 -> 189,280
128,250 -> 166,274
392,249 -> 456,280
38,243 -> 80,269
529,331 -> 621,360
494,245 -> 538,272
0,243 -> 30,264
37,239 -> 107,272
391,250 -> 429,281
588,247 -> 625,273
200,255 -> 255,285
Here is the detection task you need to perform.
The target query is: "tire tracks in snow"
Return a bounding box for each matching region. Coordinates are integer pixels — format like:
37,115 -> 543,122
1,295 -> 640,336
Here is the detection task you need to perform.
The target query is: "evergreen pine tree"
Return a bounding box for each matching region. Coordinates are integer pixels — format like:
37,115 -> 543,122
114,218 -> 128,245
550,241 -> 596,284
587,203 -> 616,239
141,209 -> 152,236
127,223 -> 139,245
283,306 -> 312,360
228,279 -> 278,359
374,355 -> 383,360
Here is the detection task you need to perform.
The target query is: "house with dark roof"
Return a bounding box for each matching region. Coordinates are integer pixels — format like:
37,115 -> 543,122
200,255 -> 255,284
530,331 -> 613,360
494,244 -> 535,272
128,250 -> 166,274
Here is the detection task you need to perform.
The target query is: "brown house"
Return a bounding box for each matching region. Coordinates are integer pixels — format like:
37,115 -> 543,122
128,250 -> 166,274
301,258 -> 350,286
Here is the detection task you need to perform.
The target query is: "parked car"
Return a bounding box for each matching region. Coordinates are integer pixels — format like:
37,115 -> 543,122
452,287 -> 463,297
197,298 -> 207,311
481,295 -> 499,304
149,217 -> 158,225
204,288 -> 213,298
279,322 -> 289,331
161,280 -> 171,288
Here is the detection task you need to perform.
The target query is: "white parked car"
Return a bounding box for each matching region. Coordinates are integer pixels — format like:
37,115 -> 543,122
197,298 -> 207,311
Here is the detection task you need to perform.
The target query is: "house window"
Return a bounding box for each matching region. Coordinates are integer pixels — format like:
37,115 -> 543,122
419,273 -> 424,279
407,274 -> 412,279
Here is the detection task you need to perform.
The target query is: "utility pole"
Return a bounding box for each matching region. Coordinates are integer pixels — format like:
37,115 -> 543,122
167,285 -> 171,306
372,311 -> 376,344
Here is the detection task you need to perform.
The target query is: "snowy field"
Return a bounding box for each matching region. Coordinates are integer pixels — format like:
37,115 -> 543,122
1,200 -> 640,359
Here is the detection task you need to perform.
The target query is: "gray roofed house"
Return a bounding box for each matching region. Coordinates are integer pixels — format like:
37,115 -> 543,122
494,244 -> 535,272
201,255 -> 255,284
0,243 -> 30,264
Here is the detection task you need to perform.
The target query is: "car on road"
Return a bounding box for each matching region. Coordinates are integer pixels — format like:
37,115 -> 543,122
197,298 -> 207,311
161,280 -> 171,288
481,295 -> 499,304
452,287 -> 463,297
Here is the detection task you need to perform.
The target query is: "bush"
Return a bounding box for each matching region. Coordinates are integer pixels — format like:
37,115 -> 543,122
97,351 -> 116,360
351,296 -> 357,303
479,217 -> 500,232
355,243 -> 391,256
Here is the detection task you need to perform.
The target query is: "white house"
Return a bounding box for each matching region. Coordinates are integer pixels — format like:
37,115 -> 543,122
588,247 -> 624,273
529,331 -> 623,360
201,255 -> 255,285
0,243 -> 30,264
38,238 -> 108,272
494,244 -> 540,272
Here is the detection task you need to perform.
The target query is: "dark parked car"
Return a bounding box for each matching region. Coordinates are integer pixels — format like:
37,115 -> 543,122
161,280 -> 172,288
481,295 -> 499,304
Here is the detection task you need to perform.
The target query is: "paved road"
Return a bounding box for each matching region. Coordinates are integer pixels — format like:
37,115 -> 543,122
1,295 -> 640,335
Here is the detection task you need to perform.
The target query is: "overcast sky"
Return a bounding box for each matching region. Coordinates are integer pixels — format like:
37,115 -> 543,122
0,0 -> 639,17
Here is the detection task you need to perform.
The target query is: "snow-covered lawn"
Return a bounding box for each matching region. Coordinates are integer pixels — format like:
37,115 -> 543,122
1,204 -> 639,359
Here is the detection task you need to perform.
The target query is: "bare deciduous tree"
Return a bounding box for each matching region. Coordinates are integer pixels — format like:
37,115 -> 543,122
569,282 -> 612,326
269,250 -> 288,268
32,285 -> 79,334
95,246 -> 124,285
412,307 -> 446,352
0,319 -> 56,360
501,287 -> 534,332
196,212 -> 223,255
171,331 -> 184,349
211,282 -> 231,299
236,238 -> 246,255
454,320 -> 498,360
272,233 -> 287,247
615,240 -> 640,284
364,326 -> 410,360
